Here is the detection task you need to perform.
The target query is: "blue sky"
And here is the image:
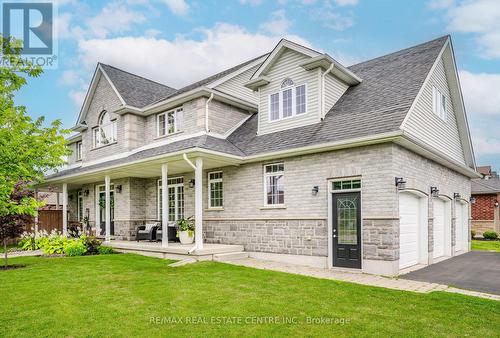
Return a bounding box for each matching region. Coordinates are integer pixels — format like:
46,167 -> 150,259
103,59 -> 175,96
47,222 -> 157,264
13,0 -> 500,169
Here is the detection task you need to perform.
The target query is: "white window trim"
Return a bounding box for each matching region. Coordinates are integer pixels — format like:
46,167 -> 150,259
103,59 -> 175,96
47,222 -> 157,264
263,163 -> 285,206
432,86 -> 447,121
92,118 -> 117,149
77,190 -> 83,222
268,83 -> 308,122
208,171 -> 223,209
157,107 -> 182,137
157,177 -> 184,221
76,141 -> 82,161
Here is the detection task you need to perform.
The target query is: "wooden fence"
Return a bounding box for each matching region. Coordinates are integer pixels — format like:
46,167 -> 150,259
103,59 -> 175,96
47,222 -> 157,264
37,210 -> 63,232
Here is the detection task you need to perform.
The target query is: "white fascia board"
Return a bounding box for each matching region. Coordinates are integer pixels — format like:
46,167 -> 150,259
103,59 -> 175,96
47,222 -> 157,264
300,55 -> 362,85
65,133 -> 82,143
74,66 -> 100,127
251,39 -> 321,80
206,55 -> 267,89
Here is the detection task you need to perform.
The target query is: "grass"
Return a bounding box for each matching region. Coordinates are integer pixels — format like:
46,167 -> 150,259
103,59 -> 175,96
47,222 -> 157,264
0,255 -> 499,338
472,239 -> 500,252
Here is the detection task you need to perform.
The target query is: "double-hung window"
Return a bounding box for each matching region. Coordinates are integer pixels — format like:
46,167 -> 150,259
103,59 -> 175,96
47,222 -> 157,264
76,141 -> 82,161
208,171 -> 223,208
432,86 -> 446,120
269,81 -> 307,122
158,177 -> 184,221
264,163 -> 284,205
157,107 -> 183,137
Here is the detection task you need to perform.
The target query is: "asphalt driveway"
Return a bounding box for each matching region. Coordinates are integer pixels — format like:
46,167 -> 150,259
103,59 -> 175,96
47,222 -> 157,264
401,251 -> 500,295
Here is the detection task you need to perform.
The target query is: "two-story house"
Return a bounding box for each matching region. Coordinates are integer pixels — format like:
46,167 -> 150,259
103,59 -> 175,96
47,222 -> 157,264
41,36 -> 478,276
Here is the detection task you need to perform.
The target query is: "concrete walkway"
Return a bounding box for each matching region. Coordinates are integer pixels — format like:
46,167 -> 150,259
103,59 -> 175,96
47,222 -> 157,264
224,258 -> 500,301
5,250 -> 43,258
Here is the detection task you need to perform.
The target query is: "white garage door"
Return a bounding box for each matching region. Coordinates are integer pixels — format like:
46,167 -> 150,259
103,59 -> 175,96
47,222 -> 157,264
433,199 -> 445,258
399,193 -> 420,269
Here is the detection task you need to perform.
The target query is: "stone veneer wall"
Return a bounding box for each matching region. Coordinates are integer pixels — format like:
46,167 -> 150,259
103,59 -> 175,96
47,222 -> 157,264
203,219 -> 327,256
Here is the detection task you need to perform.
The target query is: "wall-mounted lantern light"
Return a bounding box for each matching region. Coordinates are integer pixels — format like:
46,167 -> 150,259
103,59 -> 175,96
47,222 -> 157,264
116,185 -> 123,193
84,189 -> 90,197
189,179 -> 195,188
495,200 -> 499,208
470,196 -> 476,204
453,192 -> 461,200
430,186 -> 439,197
312,186 -> 319,196
395,177 -> 406,190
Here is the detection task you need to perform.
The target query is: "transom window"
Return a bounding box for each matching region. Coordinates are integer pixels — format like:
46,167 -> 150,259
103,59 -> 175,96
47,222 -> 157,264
158,177 -> 184,222
157,107 -> 183,137
76,141 -> 82,160
208,171 -> 223,208
93,111 -> 117,148
264,163 -> 284,205
432,86 -> 446,120
269,83 -> 307,121
332,179 -> 361,191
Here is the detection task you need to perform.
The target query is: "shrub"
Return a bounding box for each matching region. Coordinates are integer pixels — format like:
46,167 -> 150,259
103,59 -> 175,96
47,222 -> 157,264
483,231 -> 498,240
64,240 -> 87,256
42,233 -> 68,255
82,235 -> 102,255
97,246 -> 114,255
471,230 -> 476,239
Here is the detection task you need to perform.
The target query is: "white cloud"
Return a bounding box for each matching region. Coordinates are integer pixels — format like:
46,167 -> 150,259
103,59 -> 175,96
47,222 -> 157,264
435,0 -> 500,58
459,70 -> 500,116
334,0 -> 358,6
87,2 -> 146,38
59,70 -> 82,86
311,8 -> 354,30
163,0 -> 189,16
145,28 -> 162,38
76,23 -> 311,88
260,10 -> 292,35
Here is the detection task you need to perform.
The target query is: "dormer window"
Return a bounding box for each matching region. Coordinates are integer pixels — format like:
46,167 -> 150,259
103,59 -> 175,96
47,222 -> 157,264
268,82 -> 307,122
93,111 -> 117,148
157,107 -> 183,137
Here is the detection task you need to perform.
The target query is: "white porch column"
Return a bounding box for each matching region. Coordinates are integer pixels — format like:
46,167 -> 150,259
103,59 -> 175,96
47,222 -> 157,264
161,163 -> 169,247
195,157 -> 203,250
56,192 -> 60,209
62,183 -> 68,236
105,175 -> 111,242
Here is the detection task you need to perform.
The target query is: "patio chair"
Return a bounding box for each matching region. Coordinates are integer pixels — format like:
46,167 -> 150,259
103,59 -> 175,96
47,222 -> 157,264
136,223 -> 159,241
155,222 -> 178,242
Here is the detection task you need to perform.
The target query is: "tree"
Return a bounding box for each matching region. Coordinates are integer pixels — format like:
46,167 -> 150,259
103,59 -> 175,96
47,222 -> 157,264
0,35 -> 69,266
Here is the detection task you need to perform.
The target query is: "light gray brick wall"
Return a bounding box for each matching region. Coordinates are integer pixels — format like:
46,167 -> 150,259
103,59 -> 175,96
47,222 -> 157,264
208,100 -> 250,135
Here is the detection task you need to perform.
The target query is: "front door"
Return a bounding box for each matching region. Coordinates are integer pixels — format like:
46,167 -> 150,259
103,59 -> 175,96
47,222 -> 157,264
333,192 -> 361,268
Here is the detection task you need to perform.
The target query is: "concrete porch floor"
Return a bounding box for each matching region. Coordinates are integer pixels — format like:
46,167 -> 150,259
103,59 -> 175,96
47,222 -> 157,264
107,240 -> 245,261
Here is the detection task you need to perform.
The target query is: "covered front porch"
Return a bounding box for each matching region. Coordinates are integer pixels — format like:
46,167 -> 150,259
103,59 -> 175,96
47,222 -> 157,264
39,150 -> 242,253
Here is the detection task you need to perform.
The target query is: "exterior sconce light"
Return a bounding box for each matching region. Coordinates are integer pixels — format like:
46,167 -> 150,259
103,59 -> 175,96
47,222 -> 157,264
312,186 -> 319,195
495,200 -> 499,208
189,179 -> 195,188
470,196 -> 476,204
84,189 -> 90,197
430,186 -> 439,198
68,194 -> 74,201
395,177 -> 406,190
453,193 -> 461,200
116,185 -> 123,193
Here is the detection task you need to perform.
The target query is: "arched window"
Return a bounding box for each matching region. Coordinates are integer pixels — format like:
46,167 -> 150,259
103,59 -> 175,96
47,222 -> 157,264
93,110 -> 117,148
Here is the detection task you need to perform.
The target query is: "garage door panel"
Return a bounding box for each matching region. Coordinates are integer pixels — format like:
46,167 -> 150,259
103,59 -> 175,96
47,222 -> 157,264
399,193 -> 420,269
433,199 -> 445,258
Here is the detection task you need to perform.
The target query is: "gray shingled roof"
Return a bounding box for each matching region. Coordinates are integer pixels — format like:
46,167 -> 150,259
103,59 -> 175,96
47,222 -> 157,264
54,36 -> 448,180
228,36 -> 449,155
100,64 -> 177,108
46,135 -> 244,180
471,179 -> 500,194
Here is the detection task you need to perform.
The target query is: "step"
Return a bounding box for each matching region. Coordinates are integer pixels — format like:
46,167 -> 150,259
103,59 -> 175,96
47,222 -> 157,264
213,252 -> 249,262
169,258 -> 197,267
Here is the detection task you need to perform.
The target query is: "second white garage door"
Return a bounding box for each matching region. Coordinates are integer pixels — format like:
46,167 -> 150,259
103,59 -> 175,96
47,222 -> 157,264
399,193 -> 420,269
433,199 -> 446,258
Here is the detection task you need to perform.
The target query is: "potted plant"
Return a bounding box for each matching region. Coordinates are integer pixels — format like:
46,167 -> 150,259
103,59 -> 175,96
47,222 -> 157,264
176,217 -> 195,244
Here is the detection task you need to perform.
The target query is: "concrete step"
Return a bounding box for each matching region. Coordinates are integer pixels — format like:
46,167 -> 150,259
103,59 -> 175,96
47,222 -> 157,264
213,251 -> 249,262
169,258 -> 197,267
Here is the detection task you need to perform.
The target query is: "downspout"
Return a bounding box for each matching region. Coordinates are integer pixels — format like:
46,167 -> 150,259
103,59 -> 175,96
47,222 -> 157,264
182,153 -> 198,254
205,93 -> 214,133
321,63 -> 335,120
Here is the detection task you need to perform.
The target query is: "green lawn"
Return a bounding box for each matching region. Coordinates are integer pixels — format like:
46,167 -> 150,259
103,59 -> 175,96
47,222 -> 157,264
472,240 -> 500,252
0,255 -> 499,338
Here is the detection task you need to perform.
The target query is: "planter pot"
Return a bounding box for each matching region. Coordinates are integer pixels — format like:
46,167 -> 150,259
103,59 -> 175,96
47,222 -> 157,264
179,231 -> 194,244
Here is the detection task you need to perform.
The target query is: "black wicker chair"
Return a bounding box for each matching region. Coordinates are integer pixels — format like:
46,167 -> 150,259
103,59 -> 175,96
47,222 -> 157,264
156,222 -> 178,242
136,223 -> 159,241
